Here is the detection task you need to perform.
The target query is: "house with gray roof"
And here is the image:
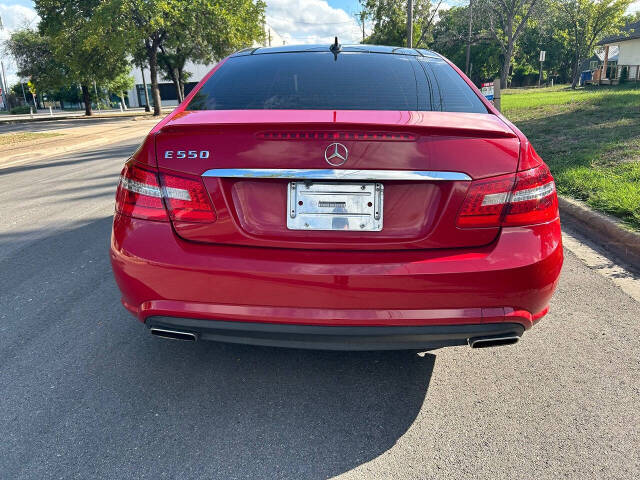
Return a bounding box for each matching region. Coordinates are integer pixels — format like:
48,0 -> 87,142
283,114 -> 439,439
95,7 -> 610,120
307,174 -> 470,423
594,20 -> 640,84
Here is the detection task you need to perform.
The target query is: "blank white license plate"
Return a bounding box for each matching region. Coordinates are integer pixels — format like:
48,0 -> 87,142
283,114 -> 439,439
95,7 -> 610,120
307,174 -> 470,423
287,182 -> 383,231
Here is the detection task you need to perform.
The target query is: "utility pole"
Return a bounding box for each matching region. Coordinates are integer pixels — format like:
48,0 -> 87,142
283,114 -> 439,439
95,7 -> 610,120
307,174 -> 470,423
93,81 -> 101,111
0,15 -> 10,111
140,67 -> 151,112
407,0 -> 413,48
465,0 -> 473,76
20,81 -> 27,103
355,12 -> 366,42
0,61 -> 9,110
268,29 -> 272,47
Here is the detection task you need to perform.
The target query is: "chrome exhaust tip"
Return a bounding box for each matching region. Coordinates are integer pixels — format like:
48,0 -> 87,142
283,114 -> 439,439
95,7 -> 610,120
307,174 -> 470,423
469,335 -> 520,349
150,327 -> 198,341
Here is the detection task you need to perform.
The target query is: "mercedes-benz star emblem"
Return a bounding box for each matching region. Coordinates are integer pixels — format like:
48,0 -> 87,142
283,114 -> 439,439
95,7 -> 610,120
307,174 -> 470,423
324,143 -> 348,166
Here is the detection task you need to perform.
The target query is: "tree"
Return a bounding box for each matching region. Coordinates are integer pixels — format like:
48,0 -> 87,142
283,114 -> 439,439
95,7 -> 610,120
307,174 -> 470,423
36,0 -> 131,116
27,80 -> 40,109
131,44 -> 151,112
10,82 -> 28,104
4,29 -> 68,96
158,36 -> 193,103
508,13 -> 574,85
555,0 -> 632,88
106,72 -> 135,108
360,0 -> 442,47
49,85 -> 83,110
432,6 -> 502,84
110,0 -> 266,115
477,0 -> 544,88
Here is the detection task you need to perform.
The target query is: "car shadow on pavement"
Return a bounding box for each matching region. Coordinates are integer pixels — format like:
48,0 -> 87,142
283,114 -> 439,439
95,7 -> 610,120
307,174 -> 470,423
0,216 -> 436,480
119,337 -> 436,478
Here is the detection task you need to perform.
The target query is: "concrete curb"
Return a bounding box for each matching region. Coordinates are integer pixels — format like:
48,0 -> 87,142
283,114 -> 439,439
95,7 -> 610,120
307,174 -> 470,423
559,195 -> 640,269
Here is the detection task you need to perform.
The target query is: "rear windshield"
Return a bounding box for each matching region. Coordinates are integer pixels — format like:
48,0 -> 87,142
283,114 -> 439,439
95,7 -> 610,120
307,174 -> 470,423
187,52 -> 487,114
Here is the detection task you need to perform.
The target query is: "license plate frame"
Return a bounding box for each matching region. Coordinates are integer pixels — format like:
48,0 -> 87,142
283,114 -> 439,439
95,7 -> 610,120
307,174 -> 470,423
286,182 -> 383,231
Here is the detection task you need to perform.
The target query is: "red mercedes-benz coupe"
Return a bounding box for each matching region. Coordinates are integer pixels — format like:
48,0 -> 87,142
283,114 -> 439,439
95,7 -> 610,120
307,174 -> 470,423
110,44 -> 563,350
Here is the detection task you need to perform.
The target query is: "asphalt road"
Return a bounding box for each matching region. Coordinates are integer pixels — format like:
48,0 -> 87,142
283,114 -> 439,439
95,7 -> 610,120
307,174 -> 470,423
1,132 -> 639,479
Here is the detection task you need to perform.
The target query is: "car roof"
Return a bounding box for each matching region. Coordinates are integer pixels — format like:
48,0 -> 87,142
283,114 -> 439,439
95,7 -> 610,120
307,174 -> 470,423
232,44 -> 440,58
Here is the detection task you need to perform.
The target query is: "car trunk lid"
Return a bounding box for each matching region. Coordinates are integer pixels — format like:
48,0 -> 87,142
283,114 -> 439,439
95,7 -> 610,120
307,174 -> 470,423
155,110 -> 519,250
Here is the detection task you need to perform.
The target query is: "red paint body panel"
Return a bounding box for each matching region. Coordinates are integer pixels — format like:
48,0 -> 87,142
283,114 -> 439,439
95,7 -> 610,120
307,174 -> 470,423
154,112 -> 520,249
111,215 -> 562,330
156,111 -> 518,179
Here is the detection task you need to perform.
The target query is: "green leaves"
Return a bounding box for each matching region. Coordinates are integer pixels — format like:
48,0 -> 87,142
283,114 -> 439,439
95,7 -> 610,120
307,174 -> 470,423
553,0 -> 633,85
35,0 -> 131,86
5,29 -> 69,93
361,0 -> 437,47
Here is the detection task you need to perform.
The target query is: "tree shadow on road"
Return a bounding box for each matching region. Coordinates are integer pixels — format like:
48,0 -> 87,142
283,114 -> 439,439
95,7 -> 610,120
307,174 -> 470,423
0,216 -> 436,480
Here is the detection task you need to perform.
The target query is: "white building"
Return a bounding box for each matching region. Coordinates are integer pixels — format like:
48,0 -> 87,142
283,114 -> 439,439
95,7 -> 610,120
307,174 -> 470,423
126,61 -> 212,108
126,24 -> 285,108
596,20 -> 640,84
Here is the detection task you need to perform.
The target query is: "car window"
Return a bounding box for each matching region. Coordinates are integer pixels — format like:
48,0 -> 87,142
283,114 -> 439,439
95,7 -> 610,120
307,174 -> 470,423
418,58 -> 488,113
188,51 -> 487,113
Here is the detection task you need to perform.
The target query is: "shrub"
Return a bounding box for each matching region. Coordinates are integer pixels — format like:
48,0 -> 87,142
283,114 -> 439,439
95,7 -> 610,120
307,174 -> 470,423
10,105 -> 31,115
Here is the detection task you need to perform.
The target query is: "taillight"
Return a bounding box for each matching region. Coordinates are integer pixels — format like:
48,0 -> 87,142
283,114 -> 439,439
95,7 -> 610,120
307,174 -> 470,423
457,164 -> 558,228
503,164 -> 557,226
159,172 -> 216,222
456,175 -> 515,228
116,162 -> 167,221
115,161 -> 216,223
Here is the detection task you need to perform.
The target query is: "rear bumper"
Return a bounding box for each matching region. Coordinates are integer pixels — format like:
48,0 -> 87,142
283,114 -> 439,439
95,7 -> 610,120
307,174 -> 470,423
110,215 -> 562,333
146,316 -> 525,350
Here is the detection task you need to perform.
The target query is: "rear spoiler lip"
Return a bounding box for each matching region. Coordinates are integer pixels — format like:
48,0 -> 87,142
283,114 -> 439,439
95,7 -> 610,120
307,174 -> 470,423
158,110 -> 518,139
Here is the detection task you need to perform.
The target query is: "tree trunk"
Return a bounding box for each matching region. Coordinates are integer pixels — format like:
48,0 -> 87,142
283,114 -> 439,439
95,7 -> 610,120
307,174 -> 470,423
500,44 -> 513,89
168,67 -> 182,103
178,67 -> 185,102
161,58 -> 182,103
140,66 -> 151,112
571,57 -> 581,89
81,85 -> 92,116
147,41 -> 163,116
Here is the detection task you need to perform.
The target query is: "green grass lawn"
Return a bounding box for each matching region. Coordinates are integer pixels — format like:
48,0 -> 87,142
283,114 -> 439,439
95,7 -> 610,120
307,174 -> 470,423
502,83 -> 640,230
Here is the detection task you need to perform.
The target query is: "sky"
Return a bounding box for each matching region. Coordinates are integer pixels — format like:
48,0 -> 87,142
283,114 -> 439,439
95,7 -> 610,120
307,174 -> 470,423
1,0 -> 640,88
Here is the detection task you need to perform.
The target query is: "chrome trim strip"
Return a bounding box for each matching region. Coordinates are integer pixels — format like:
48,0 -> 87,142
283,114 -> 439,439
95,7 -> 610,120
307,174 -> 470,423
201,169 -> 471,181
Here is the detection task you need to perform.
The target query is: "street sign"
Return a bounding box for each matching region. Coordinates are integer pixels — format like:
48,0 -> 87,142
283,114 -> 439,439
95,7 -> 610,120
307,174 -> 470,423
539,51 -> 546,62
481,82 -> 494,101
